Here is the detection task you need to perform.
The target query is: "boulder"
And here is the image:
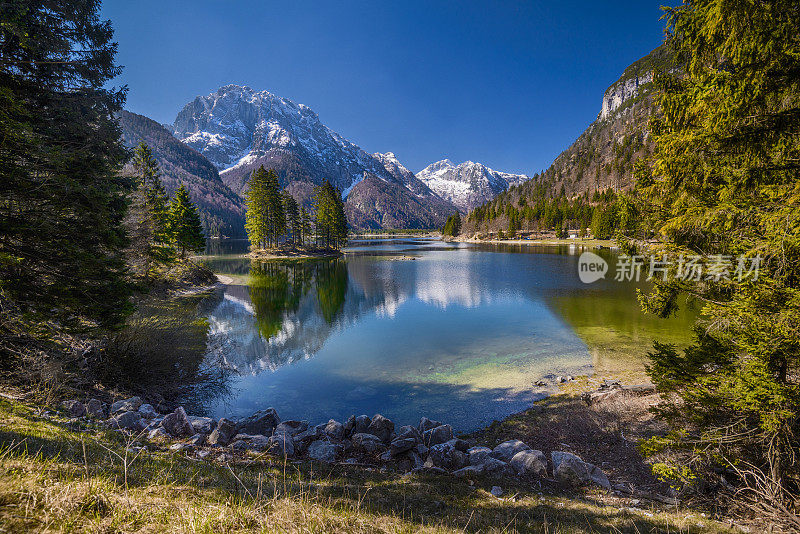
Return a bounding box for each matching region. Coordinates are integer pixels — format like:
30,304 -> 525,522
453,464 -> 485,478
188,433 -> 206,447
468,446 -> 493,465
161,407 -> 195,438
107,411 -> 145,432
86,399 -> 107,418
366,414 -> 394,443
307,440 -> 343,463
343,415 -> 356,435
551,451 -> 610,489
482,457 -> 514,477
351,432 -> 387,454
423,424 -> 453,446
425,442 -> 468,471
418,417 -> 442,433
293,426 -> 323,444
275,420 -> 308,436
188,416 -> 215,434
147,427 -> 170,440
230,434 -> 271,452
510,450 -> 547,478
324,419 -> 344,441
207,418 -> 237,446
490,486 -> 503,498
266,433 -> 295,457
389,437 -> 417,456
490,439 -> 531,462
61,400 -> 86,418
110,396 -> 143,414
138,404 -> 159,419
354,415 -> 371,434
236,408 -> 280,436
444,438 -> 469,452
170,442 -> 194,452
395,425 -> 422,443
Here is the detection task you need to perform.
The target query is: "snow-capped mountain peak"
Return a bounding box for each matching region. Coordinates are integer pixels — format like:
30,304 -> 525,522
417,159 -> 529,211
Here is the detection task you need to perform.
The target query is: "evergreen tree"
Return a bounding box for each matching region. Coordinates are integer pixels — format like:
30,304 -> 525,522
283,193 -> 300,245
169,185 -> 206,258
313,180 -> 347,249
264,169 -> 284,246
245,166 -> 270,250
628,0 -> 800,508
442,212 -> 462,237
0,0 -> 131,340
299,207 -> 312,246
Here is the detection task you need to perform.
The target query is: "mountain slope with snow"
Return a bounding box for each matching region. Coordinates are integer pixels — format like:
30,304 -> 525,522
416,159 -> 529,211
172,85 -> 457,228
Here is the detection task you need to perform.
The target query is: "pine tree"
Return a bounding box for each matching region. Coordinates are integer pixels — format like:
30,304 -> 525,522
245,166 -> 269,250
0,0 -> 131,340
265,170 -> 285,246
283,193 -> 300,245
628,0 -> 800,508
169,185 -> 206,258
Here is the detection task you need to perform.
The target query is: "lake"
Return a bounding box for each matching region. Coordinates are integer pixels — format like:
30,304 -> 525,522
197,237 -> 695,431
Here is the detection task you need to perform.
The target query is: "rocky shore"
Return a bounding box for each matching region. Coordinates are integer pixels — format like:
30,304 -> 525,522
60,396 -> 615,493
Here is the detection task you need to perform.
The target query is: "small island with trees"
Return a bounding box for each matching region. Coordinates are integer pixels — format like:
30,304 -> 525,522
244,166 -> 348,259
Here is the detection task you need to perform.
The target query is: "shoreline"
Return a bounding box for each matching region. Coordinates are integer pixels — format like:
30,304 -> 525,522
445,236 -> 618,248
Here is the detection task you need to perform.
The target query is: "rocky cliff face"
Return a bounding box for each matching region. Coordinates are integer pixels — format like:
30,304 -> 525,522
172,85 -> 457,229
599,72 -> 653,120
416,159 -> 529,212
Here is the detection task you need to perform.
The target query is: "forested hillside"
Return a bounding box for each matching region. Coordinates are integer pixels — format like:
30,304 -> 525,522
461,45 -> 674,238
118,111 -> 245,237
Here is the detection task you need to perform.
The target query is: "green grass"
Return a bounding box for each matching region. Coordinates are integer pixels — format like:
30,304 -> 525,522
0,396 -> 736,533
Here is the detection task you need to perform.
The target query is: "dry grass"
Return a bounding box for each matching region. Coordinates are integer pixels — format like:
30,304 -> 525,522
0,396 -> 736,533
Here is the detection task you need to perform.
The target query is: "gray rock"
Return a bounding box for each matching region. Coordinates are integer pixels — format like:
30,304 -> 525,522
138,404 -> 159,419
490,439 -> 531,462
351,432 -> 387,454
468,446 -> 493,465
490,486 -> 503,497
230,434 -> 271,452
551,451 -> 610,489
324,419 -> 344,441
423,424 -> 453,446
366,414 -> 394,443
169,442 -> 194,452
409,450 -> 425,469
395,425 -> 422,443
453,464 -> 485,478
307,440 -> 343,463
107,411 -> 145,432
293,426 -> 323,444
61,400 -> 86,418
275,420 -> 308,436
343,415 -> 356,435
354,415 -> 371,434
444,438 -> 469,452
418,416 -> 442,433
188,416 -> 215,434
426,442 -> 468,471
86,399 -> 107,418
266,433 -> 295,457
389,437 -> 417,456
236,408 -> 280,436
415,443 -> 428,457
161,407 -> 195,438
147,427 -> 170,440
482,457 -> 514,477
510,449 -> 547,478
207,418 -> 237,446
110,396 -> 143,414
188,433 -> 206,447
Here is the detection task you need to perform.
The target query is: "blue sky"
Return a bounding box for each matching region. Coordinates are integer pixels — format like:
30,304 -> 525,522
102,1 -> 667,175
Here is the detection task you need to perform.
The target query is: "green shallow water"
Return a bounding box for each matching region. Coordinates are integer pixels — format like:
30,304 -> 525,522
197,237 -> 694,431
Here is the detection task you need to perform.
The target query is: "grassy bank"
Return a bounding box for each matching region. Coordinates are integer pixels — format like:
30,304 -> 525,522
0,395 -> 736,533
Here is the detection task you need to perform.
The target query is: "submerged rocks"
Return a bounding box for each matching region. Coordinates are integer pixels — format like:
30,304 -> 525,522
236,408 -> 280,436
551,451 -> 610,489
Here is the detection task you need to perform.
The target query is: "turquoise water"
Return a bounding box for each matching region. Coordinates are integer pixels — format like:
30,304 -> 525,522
198,238 -> 691,431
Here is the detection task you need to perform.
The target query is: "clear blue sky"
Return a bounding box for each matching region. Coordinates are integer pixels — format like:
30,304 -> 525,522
101,0 -> 667,175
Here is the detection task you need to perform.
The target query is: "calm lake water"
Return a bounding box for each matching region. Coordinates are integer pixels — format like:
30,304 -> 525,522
197,237 -> 694,431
